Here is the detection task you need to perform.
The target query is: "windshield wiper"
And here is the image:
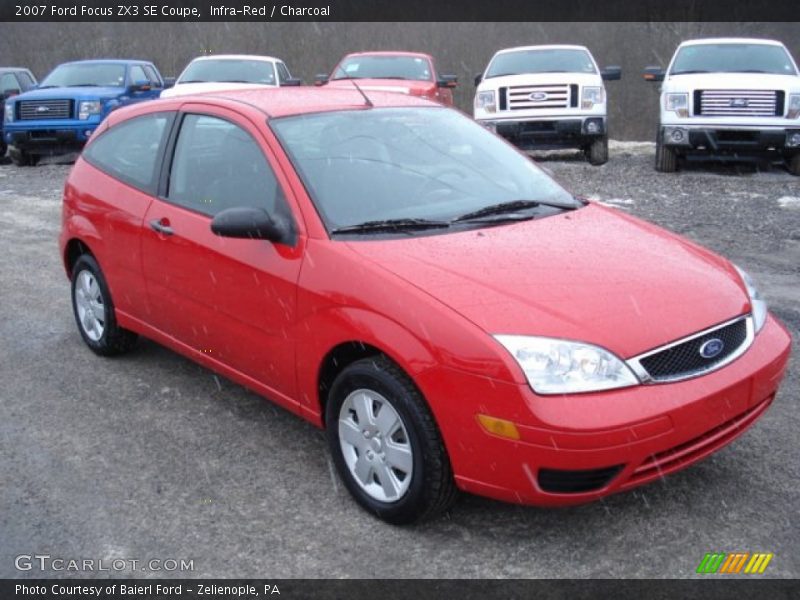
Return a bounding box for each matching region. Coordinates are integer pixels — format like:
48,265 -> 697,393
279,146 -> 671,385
332,218 -> 451,235
452,199 -> 575,222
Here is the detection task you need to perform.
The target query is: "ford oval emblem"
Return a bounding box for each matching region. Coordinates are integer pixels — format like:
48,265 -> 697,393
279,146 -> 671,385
529,92 -> 548,102
729,98 -> 749,108
699,338 -> 725,359
36,105 -> 50,112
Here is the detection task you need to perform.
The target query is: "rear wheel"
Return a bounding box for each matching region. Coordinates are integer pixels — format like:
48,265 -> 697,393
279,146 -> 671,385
585,136 -> 609,166
655,131 -> 678,172
71,254 -> 138,355
326,356 -> 458,524
787,154 -> 800,176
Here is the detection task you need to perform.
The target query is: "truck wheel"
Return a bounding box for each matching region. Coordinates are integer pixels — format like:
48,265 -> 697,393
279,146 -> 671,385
9,147 -> 39,167
586,137 -> 609,166
655,132 -> 678,173
787,154 -> 800,176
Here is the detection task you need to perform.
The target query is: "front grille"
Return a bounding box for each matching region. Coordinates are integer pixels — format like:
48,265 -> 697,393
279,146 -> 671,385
18,99 -> 74,120
635,317 -> 749,382
695,89 -> 783,117
505,83 -> 572,110
538,465 -> 623,494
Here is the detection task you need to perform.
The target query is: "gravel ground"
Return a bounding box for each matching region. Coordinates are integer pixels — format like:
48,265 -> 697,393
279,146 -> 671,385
0,145 -> 798,579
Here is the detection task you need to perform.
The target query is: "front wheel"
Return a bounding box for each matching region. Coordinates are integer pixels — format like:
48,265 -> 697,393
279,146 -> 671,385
9,146 -> 39,167
71,254 -> 138,355
326,357 -> 458,524
787,154 -> 800,176
655,131 -> 678,172
585,136 -> 609,166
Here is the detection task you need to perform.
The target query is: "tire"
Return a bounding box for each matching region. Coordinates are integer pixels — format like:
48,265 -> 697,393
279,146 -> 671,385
326,356 -> 458,524
787,154 -> 800,176
70,254 -> 138,356
585,136 -> 609,166
9,146 -> 39,167
655,131 -> 678,172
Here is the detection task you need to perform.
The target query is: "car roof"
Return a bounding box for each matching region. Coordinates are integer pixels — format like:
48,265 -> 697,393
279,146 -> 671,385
60,59 -> 152,66
153,86 -> 438,119
187,54 -> 282,63
679,38 -> 785,47
342,51 -> 433,60
0,67 -> 30,73
495,45 -> 590,55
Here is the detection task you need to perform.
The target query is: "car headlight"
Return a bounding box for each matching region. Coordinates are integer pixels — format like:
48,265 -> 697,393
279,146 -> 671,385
734,265 -> 767,333
665,93 -> 689,118
475,90 -> 496,113
4,102 -> 13,123
78,101 -> 103,120
788,94 -> 800,119
581,86 -> 604,109
493,335 -> 640,394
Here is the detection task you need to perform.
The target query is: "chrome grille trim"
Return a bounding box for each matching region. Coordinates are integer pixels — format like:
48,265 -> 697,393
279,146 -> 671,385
698,90 -> 778,117
18,99 -> 73,120
627,315 -> 754,384
506,83 -> 571,110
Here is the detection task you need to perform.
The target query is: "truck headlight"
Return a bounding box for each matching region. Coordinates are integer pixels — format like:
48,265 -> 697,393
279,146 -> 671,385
581,86 -> 604,109
78,101 -> 103,120
494,335 -> 639,395
788,94 -> 800,119
4,102 -> 13,123
475,90 -> 496,113
734,266 -> 767,333
665,93 -> 689,118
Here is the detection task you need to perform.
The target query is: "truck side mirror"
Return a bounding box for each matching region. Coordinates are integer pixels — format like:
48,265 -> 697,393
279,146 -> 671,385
129,80 -> 152,93
601,66 -> 622,81
282,78 -> 303,87
474,73 -> 483,87
437,74 -> 458,88
314,74 -> 329,86
643,66 -> 665,82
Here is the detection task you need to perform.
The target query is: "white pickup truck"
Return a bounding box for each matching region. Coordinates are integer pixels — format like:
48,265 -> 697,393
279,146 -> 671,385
645,38 -> 800,175
473,45 -> 621,165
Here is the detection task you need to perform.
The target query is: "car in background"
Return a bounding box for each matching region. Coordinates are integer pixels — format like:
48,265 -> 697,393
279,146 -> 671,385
3,59 -> 164,165
0,67 -> 38,159
60,88 -> 790,524
161,54 -> 300,98
315,51 -> 457,105
474,45 -> 621,165
644,38 -> 800,174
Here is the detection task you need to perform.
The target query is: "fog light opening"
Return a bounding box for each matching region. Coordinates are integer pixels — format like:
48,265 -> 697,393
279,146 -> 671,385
788,132 -> 800,147
670,128 -> 685,143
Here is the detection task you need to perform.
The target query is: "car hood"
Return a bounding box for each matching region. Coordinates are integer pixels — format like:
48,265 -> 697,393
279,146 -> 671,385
478,71 -> 602,91
344,203 -> 750,358
663,72 -> 800,92
326,78 -> 435,95
161,81 -> 277,98
16,86 -> 126,101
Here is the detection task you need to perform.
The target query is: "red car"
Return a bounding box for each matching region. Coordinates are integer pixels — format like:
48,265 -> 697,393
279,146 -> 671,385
60,88 -> 791,524
315,51 -> 457,105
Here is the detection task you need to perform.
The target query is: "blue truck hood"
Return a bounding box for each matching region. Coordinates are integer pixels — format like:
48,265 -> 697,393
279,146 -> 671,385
15,86 -> 127,101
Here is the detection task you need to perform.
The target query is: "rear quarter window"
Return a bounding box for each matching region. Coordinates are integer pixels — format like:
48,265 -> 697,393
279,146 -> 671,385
83,112 -> 173,192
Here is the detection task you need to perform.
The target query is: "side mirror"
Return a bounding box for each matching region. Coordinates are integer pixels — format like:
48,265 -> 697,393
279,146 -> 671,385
162,77 -> 176,89
282,77 -> 303,87
601,66 -> 622,81
314,74 -> 329,86
211,207 -> 293,244
129,80 -> 152,93
437,74 -> 458,88
2,88 -> 21,100
474,73 -> 483,87
643,66 -> 665,82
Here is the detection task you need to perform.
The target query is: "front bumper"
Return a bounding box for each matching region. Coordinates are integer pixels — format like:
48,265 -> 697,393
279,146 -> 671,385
418,314 -> 791,506
479,116 -> 606,150
660,124 -> 800,158
5,122 -> 98,155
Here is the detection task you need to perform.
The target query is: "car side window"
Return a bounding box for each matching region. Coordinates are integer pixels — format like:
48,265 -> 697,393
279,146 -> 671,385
18,72 -> 35,90
167,114 -> 288,218
83,112 -> 172,191
0,73 -> 19,94
143,65 -> 161,87
130,65 -> 148,84
277,62 -> 291,83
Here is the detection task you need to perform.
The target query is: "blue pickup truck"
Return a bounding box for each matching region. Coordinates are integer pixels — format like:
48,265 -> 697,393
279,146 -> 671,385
3,59 -> 164,165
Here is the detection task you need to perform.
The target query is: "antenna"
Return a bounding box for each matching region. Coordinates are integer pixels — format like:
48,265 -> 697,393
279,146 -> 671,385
349,79 -> 373,108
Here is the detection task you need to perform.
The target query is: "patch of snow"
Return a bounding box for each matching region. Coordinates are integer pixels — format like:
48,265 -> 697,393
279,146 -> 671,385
777,196 -> 800,209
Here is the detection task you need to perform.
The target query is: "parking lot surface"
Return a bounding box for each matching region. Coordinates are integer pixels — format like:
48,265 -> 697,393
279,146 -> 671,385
1,145 -> 798,578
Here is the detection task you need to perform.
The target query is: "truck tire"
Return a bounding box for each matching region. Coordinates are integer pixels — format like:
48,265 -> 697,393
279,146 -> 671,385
655,132 -> 678,173
788,154 -> 800,176
9,147 -> 39,167
586,136 -> 609,166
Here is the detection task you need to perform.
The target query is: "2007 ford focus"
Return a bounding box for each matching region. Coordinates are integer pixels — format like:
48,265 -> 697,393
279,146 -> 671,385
60,88 -> 791,524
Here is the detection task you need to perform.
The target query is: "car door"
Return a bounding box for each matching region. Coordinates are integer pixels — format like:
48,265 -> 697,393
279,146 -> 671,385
140,105 -> 305,403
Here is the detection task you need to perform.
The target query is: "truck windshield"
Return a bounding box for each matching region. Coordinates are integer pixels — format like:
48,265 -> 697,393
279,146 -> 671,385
671,44 -> 797,75
332,56 -> 433,81
485,49 -> 596,78
178,59 -> 277,85
40,63 -> 127,88
270,107 -> 578,234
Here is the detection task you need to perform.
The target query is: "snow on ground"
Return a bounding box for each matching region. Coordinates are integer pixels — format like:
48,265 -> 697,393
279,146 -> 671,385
777,196 -> 800,209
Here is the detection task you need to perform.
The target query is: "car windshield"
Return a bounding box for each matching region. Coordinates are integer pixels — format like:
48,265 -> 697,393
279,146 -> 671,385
670,44 -> 797,75
178,59 -> 277,85
332,56 -> 433,81
270,107 -> 579,234
485,49 -> 596,78
40,63 -> 127,88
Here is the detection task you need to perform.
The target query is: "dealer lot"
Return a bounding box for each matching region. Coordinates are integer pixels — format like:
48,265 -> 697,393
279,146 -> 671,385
1,145 -> 798,578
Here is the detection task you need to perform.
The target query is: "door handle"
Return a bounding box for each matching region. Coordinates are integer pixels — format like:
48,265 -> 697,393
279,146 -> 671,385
150,218 -> 174,236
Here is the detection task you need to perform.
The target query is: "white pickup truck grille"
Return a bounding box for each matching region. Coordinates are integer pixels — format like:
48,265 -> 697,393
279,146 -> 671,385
697,90 -> 780,117
505,84 -> 572,110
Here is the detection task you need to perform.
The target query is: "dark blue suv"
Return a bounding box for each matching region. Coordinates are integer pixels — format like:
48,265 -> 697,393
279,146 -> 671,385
3,59 -> 164,165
